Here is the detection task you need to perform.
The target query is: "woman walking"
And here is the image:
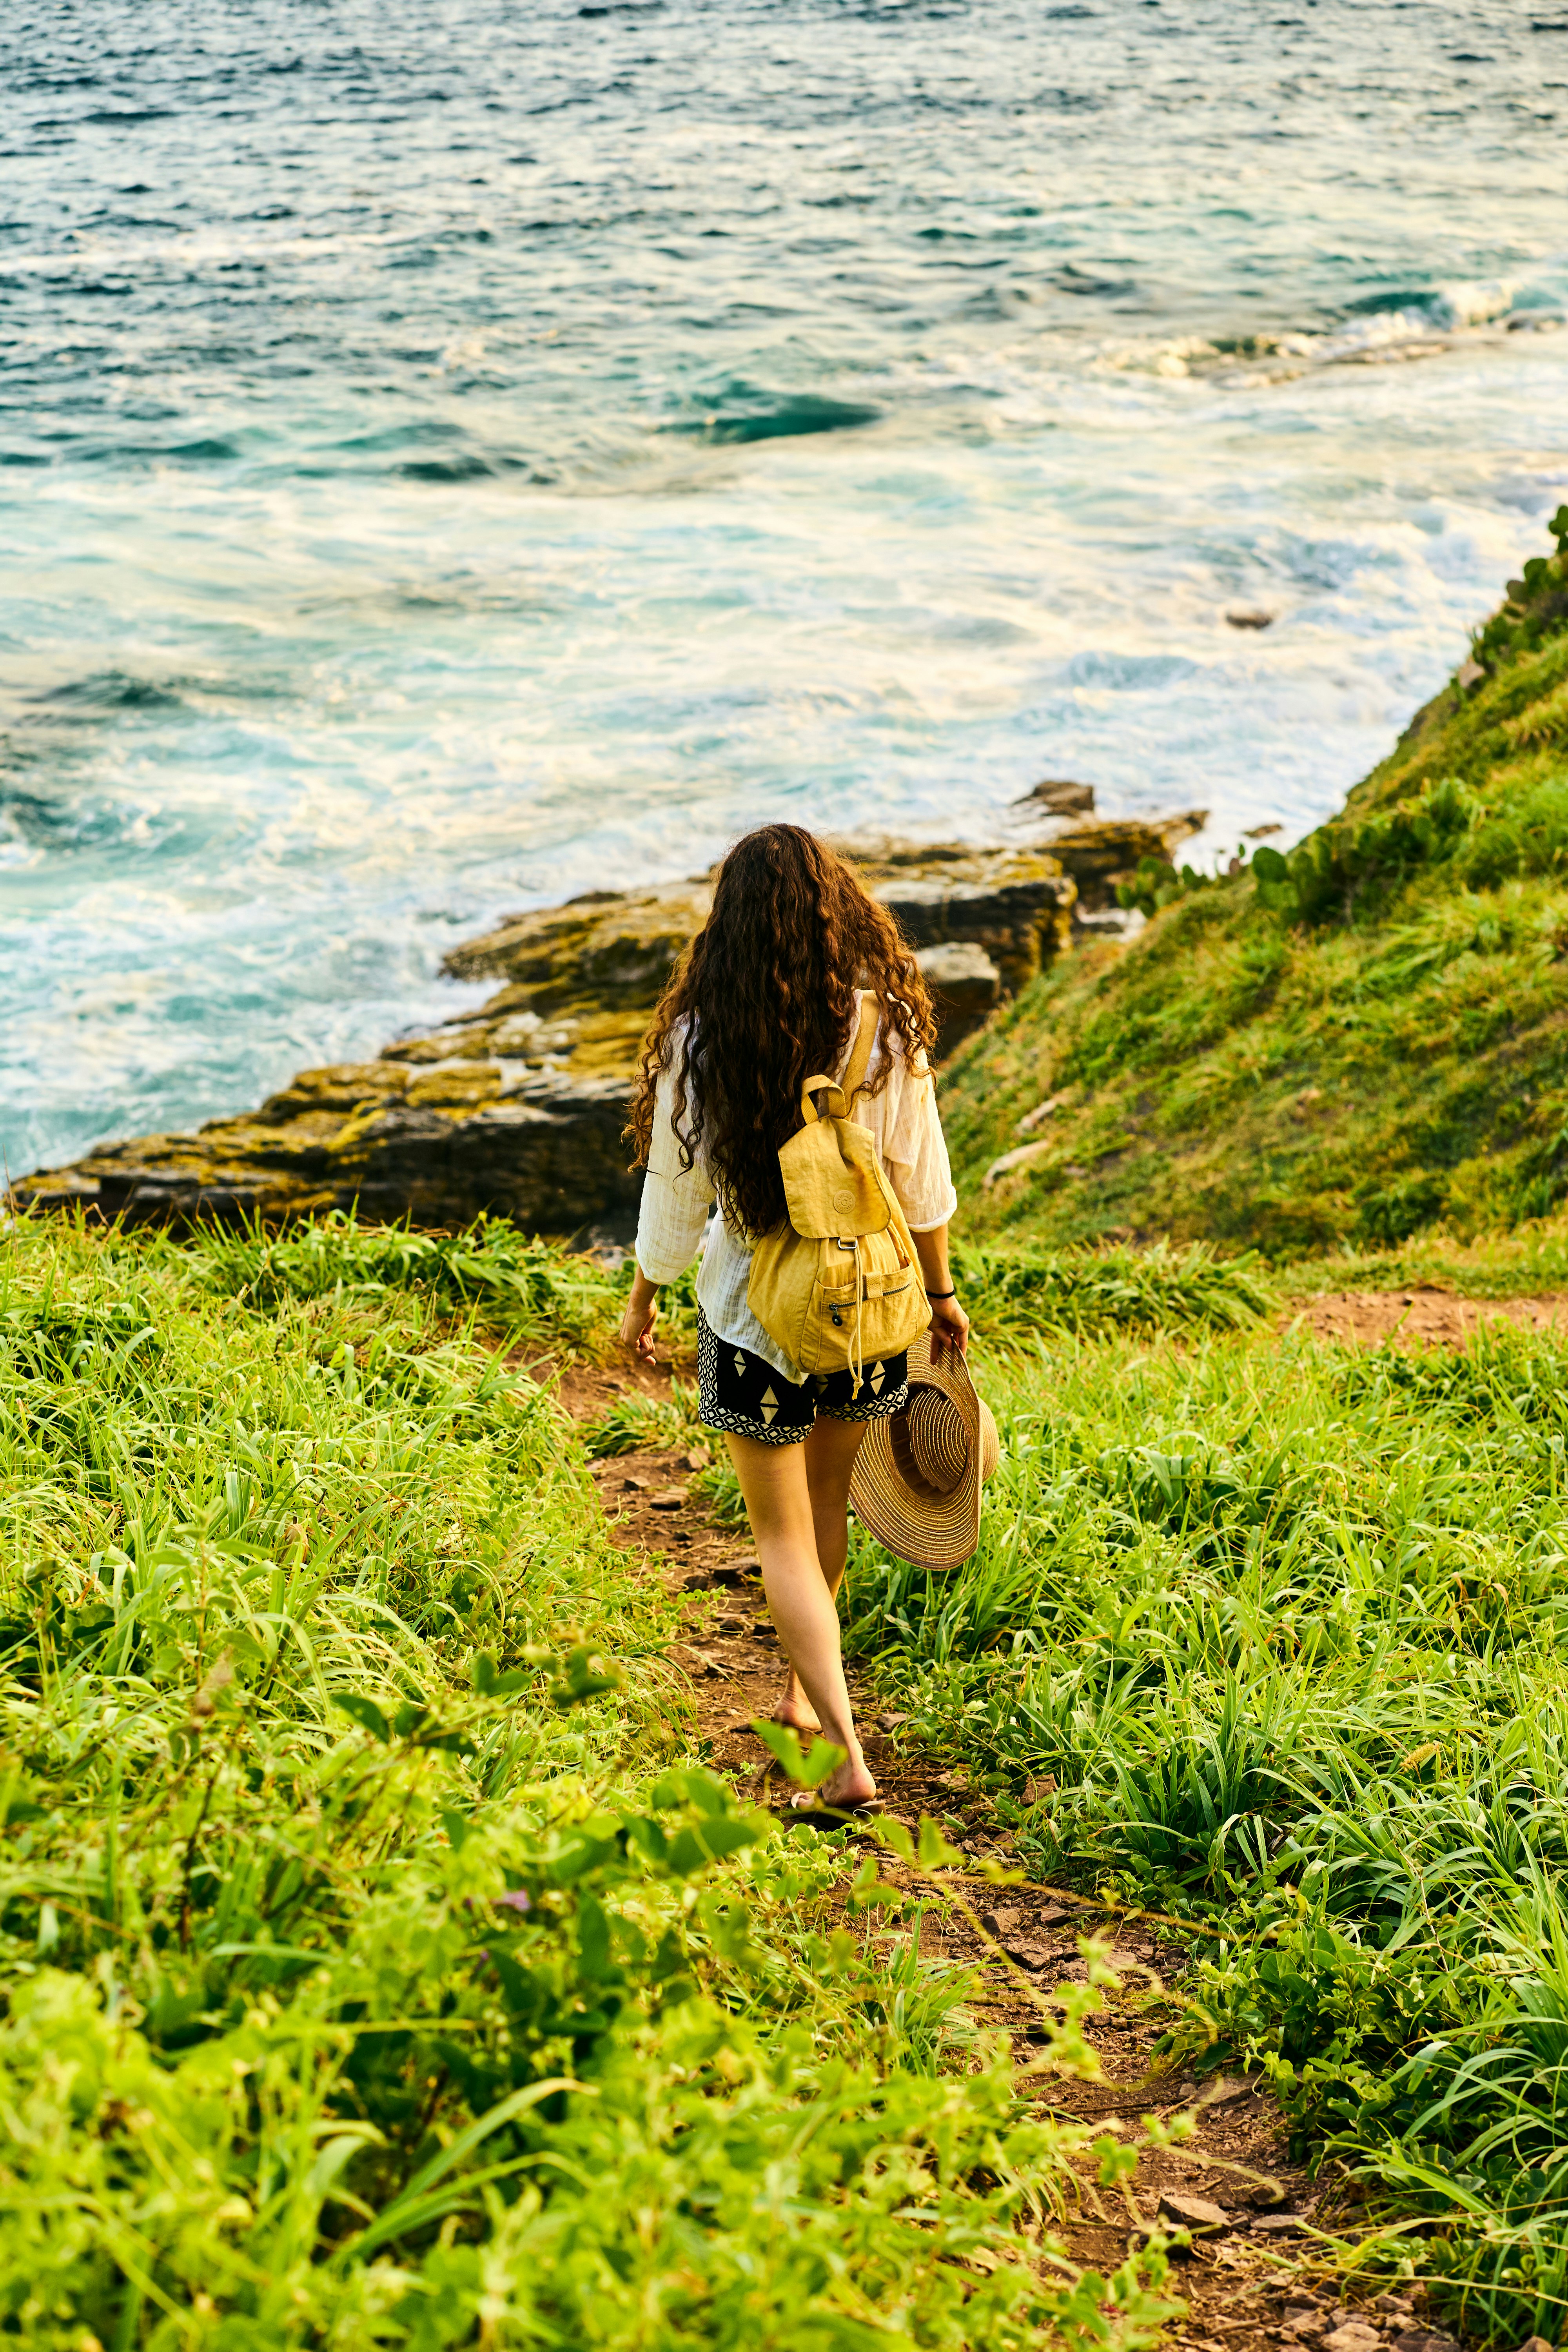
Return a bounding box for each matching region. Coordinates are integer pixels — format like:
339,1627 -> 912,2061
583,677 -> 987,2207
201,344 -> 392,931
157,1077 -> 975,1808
622,824 -> 968,1812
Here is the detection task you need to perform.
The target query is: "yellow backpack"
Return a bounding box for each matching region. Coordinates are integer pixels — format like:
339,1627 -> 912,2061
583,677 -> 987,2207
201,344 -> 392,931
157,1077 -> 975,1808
746,997 -> 932,1382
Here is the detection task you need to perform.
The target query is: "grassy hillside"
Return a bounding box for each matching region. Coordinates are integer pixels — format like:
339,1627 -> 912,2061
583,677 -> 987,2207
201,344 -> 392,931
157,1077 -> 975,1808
15,1205 -> 1568,2343
0,1214 -> 1167,2352
942,511 -> 1568,1261
843,1310 -> 1568,2346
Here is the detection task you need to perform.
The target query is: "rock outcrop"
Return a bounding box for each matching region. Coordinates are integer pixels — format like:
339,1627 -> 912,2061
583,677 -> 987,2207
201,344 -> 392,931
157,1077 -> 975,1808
11,826 -> 1186,1236
18,1065 -> 641,1238
865,847 -> 1075,994
1048,815 -> 1208,911
914,942 -> 1002,1056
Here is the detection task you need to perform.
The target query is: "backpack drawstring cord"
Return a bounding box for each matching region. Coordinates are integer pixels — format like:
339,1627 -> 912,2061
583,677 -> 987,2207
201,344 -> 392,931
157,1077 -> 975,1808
849,1234 -> 866,1391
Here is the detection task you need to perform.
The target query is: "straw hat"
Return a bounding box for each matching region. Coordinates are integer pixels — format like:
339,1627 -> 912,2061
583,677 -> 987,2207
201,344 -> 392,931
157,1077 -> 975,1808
849,1330 -> 1000,1571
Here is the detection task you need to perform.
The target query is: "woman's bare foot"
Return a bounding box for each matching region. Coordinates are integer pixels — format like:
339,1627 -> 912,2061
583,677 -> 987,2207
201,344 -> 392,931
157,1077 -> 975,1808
791,1758 -> 878,1812
770,1674 -> 821,1736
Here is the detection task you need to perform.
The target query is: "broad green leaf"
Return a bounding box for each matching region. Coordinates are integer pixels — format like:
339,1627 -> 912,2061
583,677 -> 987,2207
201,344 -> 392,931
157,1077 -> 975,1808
751,1719 -> 810,1782
750,1721 -> 844,1788
665,1815 -> 761,1876
847,1855 -> 904,1911
871,1817 -> 916,1865
334,1692 -> 390,1743
916,1816 -> 964,1870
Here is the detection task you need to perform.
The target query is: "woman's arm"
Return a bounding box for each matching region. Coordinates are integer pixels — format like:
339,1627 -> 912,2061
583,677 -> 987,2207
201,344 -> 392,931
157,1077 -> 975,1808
912,1222 -> 969,1359
623,1061 -> 715,1361
880,1048 -> 967,1359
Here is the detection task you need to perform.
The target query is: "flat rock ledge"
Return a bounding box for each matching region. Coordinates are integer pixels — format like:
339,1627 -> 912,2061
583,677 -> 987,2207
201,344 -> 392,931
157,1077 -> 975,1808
13,812 -> 1203,1238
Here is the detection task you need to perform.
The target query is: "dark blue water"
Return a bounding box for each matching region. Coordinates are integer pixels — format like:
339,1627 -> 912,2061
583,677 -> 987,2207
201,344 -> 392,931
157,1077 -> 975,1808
4,0 -> 1566,1175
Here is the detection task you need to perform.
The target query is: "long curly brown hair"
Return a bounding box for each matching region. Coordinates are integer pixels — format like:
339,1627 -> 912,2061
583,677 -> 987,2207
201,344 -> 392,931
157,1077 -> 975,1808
628,825 -> 936,1237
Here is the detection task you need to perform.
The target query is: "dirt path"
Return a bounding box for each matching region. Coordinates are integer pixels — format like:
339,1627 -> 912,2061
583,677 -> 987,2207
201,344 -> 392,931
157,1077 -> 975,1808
551,1350 -> 1458,2352
1289,1288 -> 1568,1349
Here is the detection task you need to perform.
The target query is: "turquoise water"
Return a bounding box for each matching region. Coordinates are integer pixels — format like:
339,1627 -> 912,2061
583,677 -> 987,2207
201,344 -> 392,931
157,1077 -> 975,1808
3,0 -> 1566,1178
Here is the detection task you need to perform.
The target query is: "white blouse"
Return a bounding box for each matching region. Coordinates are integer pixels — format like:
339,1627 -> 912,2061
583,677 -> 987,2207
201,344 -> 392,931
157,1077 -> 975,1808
635,990 -> 958,1385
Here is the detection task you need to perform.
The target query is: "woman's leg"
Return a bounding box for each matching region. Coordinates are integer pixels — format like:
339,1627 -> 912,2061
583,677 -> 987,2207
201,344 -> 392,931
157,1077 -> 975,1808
770,1415 -> 867,1736
723,1425 -> 876,1809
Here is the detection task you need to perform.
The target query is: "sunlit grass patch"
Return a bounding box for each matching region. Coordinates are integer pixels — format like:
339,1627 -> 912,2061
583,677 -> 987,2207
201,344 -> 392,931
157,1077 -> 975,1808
0,1212 -> 1172,2352
847,1310 -> 1568,2342
581,1375 -> 705,1458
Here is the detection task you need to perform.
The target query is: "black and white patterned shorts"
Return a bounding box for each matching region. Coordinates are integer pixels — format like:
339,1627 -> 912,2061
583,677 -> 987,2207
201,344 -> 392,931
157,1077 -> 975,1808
697,1310 -> 910,1448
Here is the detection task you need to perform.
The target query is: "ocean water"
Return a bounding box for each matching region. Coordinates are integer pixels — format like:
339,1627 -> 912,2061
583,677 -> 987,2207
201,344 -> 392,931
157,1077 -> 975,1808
3,0 -> 1566,1180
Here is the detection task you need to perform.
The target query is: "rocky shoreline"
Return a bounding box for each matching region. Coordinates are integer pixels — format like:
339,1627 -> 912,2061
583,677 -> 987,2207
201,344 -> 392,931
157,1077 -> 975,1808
13,801 -> 1202,1239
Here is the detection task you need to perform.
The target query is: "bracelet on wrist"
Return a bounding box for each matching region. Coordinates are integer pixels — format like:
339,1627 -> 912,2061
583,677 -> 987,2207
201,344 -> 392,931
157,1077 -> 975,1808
925,1287 -> 956,1299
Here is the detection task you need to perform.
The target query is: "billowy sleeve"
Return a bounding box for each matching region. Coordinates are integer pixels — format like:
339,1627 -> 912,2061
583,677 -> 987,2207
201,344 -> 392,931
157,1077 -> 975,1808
635,1060 -> 717,1283
879,1041 -> 958,1233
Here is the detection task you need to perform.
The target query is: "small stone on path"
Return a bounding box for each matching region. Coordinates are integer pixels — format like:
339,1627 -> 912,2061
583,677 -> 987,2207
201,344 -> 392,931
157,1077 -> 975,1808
1200,2073 -> 1262,2107
1157,2191 -> 1230,2234
1323,2327 -> 1381,2352
980,1907 -> 1020,1937
668,1643 -> 725,1679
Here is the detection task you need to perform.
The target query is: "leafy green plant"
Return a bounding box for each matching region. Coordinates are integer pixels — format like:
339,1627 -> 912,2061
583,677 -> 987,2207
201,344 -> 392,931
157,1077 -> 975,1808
0,1212 -> 1175,2351
955,1238 -> 1271,1345
1473,504 -> 1568,666
1116,857 -> 1231,922
1249,776 -> 1478,927
581,1376 -> 704,1458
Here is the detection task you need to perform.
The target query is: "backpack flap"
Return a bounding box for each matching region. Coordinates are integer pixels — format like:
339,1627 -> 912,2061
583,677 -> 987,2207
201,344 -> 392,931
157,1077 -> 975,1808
777,1104 -> 893,1240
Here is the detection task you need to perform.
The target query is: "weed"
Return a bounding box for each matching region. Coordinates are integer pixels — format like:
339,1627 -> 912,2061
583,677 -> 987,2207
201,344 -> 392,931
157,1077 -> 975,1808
582,1377 -> 705,1458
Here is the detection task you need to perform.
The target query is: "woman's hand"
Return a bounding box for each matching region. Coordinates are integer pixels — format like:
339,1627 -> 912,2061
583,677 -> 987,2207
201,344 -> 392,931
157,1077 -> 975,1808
619,1271 -> 661,1361
928,1292 -> 969,1361
911,1223 -> 967,1360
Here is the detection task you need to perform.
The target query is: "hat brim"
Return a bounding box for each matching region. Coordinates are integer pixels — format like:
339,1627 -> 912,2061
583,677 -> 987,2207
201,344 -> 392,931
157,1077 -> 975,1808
849,1330 -> 991,1572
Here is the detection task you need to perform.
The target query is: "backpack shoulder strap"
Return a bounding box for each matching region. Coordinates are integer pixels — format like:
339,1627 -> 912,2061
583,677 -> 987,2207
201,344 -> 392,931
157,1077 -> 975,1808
841,993 -> 879,1108
796,996 -> 881,1127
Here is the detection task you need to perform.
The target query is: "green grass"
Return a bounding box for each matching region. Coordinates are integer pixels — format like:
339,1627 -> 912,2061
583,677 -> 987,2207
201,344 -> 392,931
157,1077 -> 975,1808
0,1211 -> 1172,2352
844,1313 -> 1568,2345
582,1377 -> 706,1459
940,514 -> 1568,1261
1276,1219 -> 1568,1303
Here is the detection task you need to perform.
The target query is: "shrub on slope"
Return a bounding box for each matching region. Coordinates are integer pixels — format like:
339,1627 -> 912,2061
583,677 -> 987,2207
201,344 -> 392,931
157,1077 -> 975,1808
942,513 -> 1568,1258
